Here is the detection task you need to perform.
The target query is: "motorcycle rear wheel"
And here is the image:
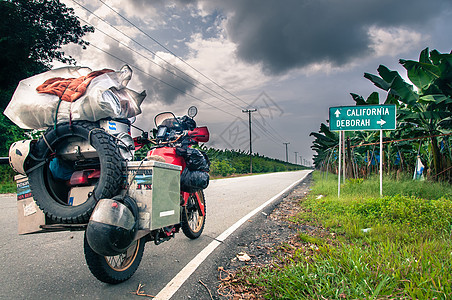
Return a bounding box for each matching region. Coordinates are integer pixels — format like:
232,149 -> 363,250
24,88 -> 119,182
83,232 -> 145,284
181,190 -> 206,239
27,121 -> 123,224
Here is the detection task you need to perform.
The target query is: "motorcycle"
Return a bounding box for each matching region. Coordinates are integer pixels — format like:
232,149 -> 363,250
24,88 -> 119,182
9,106 -> 210,284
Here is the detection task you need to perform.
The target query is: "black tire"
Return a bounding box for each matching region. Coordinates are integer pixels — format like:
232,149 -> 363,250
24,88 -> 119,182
27,121 -> 123,224
83,232 -> 145,284
181,190 -> 206,239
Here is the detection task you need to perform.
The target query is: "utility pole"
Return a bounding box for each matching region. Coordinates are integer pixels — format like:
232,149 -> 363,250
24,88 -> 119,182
283,142 -> 290,162
294,152 -> 298,164
242,108 -> 257,173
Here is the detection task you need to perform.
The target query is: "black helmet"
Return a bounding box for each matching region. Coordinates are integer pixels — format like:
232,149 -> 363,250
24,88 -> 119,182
86,196 -> 139,256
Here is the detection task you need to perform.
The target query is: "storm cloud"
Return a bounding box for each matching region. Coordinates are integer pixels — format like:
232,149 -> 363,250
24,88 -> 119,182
199,0 -> 452,74
98,39 -> 196,104
142,62 -> 196,104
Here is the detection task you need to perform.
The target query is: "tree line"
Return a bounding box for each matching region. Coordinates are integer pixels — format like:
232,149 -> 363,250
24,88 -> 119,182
197,146 -> 306,177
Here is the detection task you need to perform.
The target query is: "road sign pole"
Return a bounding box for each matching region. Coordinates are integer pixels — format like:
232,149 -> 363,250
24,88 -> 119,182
380,129 -> 383,197
342,131 -> 345,183
338,131 -> 342,198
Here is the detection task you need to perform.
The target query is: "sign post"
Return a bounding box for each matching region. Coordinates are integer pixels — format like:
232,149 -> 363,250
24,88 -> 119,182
338,132 -> 341,198
329,104 -> 396,197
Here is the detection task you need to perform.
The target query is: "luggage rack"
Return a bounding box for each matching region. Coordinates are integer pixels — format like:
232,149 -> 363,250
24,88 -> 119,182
40,223 -> 87,232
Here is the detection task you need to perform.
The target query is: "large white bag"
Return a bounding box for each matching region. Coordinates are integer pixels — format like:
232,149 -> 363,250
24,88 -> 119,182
4,65 -> 146,129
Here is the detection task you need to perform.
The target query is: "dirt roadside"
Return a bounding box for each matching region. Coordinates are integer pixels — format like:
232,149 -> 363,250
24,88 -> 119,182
175,173 -> 314,300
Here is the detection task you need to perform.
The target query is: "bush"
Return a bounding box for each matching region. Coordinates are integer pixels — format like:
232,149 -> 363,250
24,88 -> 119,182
210,160 -> 236,177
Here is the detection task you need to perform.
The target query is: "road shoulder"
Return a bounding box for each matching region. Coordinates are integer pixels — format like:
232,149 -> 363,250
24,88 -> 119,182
174,173 -> 313,300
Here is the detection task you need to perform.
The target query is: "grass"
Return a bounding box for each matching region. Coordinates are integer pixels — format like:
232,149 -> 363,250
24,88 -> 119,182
0,165 -> 16,193
0,182 -> 16,194
235,172 -> 452,299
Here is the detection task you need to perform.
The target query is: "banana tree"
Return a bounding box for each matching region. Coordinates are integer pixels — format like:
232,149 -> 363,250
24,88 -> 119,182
363,48 -> 452,178
310,122 -> 338,171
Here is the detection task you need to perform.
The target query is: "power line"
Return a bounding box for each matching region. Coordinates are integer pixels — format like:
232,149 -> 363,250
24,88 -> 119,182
264,121 -> 287,144
70,0 -> 245,111
15,0 -> 292,155
89,43 -> 239,119
79,0 -> 292,150
75,17 -> 245,112
252,119 -> 286,144
91,41 -> 289,151
96,0 -> 251,109
88,38 -> 287,149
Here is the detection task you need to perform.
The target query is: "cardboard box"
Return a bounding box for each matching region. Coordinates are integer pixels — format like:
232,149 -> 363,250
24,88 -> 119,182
15,176 -> 93,234
15,174 -> 46,234
68,185 -> 94,206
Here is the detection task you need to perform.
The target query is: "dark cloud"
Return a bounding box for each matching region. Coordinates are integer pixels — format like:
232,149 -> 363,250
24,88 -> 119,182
201,0 -> 452,74
102,40 -> 138,68
139,62 -> 196,104
101,40 -> 195,104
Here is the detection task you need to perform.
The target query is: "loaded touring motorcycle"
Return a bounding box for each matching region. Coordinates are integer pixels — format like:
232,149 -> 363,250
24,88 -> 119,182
9,105 -> 210,284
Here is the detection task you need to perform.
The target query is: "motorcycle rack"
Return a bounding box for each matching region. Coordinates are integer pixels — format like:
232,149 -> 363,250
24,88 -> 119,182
39,223 -> 87,232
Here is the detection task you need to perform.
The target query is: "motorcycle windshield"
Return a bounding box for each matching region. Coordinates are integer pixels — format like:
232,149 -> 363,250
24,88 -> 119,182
154,112 -> 178,127
154,112 -> 182,130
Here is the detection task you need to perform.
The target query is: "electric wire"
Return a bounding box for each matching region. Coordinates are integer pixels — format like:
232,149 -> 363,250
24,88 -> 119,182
90,41 -> 287,149
94,0 -> 289,143
76,16 -> 244,112
90,44 -> 237,118
253,120 -> 286,145
89,43 -> 239,119
19,0 -> 290,152
97,0 -> 252,108
70,0 -> 245,111
71,0 -> 290,148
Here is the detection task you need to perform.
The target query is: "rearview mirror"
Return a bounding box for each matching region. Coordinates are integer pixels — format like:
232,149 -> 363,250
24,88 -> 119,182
188,106 -> 198,118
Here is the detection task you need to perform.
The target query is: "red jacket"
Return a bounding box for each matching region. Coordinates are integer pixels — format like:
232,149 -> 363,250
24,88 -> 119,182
36,69 -> 114,102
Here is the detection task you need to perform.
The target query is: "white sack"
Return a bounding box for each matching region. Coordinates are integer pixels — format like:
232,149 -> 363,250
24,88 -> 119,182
4,65 -> 146,129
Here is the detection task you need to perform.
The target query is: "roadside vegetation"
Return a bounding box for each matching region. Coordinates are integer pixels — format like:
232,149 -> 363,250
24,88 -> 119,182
231,171 -> 452,299
311,48 -> 452,184
199,146 -> 306,177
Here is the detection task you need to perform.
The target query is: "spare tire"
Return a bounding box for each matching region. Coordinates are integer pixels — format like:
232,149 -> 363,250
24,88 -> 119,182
27,121 -> 124,224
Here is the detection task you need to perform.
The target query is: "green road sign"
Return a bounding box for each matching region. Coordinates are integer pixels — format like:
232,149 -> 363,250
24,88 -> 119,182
329,104 -> 396,131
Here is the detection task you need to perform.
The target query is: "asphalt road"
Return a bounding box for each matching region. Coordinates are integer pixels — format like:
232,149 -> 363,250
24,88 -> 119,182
0,170 -> 311,300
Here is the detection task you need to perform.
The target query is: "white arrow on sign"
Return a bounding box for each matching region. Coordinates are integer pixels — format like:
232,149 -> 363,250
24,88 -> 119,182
335,109 -> 341,118
377,119 -> 386,126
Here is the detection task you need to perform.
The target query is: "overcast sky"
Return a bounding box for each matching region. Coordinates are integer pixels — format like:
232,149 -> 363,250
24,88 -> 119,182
58,0 -> 452,164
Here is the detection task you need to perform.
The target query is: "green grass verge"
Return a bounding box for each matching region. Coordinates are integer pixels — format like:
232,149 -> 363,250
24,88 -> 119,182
0,165 -> 16,193
239,172 -> 452,299
0,182 -> 16,194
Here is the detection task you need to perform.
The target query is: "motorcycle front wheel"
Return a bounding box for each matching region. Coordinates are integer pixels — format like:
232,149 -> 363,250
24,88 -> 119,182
83,232 -> 145,284
181,190 -> 206,239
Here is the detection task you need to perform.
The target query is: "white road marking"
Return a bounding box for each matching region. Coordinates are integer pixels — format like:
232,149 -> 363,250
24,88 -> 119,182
154,171 -> 312,300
